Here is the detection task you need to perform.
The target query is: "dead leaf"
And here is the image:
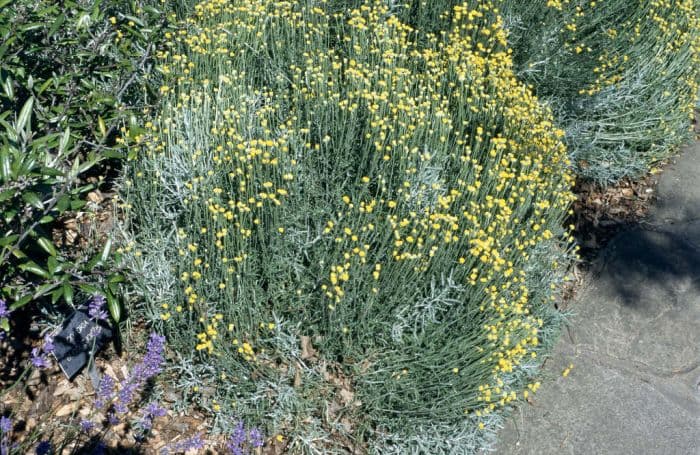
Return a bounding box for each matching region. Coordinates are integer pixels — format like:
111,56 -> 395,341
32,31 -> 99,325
300,336 -> 317,360
55,402 -> 80,417
339,388 -> 354,405
63,218 -> 78,231
53,379 -> 72,397
87,191 -> 104,204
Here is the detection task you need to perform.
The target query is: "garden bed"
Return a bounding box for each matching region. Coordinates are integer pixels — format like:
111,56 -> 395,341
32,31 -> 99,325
1,1 -> 698,454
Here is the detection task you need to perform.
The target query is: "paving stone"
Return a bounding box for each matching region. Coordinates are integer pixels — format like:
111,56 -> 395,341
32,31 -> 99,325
496,141 -> 700,455
649,143 -> 700,224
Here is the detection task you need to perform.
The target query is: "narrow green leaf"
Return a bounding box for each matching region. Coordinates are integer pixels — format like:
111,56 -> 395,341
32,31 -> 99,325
98,116 -> 107,138
36,237 -> 57,256
2,76 -> 13,100
59,127 -> 71,155
122,15 -> 144,27
76,158 -> 99,175
21,191 -> 43,209
56,194 -> 70,212
50,288 -> 63,305
105,290 -> 121,323
0,119 -> 17,141
37,79 -> 53,95
47,256 -> 59,275
19,261 -> 50,279
10,247 -> 25,259
62,283 -> 73,306
0,234 -> 19,247
48,13 -> 66,38
108,274 -> 125,284
39,166 -> 63,177
77,283 -> 99,294
16,97 -> 33,133
100,150 -> 125,159
100,238 -> 112,263
0,318 -> 8,332
11,294 -> 32,310
34,282 -> 59,298
0,148 -> 11,181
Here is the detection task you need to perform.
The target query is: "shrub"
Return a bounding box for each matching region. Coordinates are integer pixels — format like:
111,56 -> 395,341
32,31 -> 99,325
499,0 -> 700,183
123,0 -> 575,452
0,0 -> 179,324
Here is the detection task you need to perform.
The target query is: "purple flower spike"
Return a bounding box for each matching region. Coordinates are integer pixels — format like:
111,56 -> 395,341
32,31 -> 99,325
114,333 -> 166,414
30,347 -> 50,369
95,374 -> 116,409
226,420 -> 264,454
0,299 -> 10,341
160,433 -> 205,454
144,402 -> 167,418
0,417 -> 11,433
43,334 -> 55,355
106,412 -> 119,427
79,419 -> 95,433
249,428 -> 264,448
88,295 -> 108,321
140,402 -> 167,430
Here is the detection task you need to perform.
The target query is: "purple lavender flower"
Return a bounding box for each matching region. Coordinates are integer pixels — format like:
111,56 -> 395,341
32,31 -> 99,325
95,374 -> 116,409
0,416 -> 11,455
114,333 -> 166,414
79,419 -> 95,433
248,428 -> 263,448
30,347 -> 50,369
0,417 -> 11,433
160,433 -> 205,454
106,412 -> 119,427
144,402 -> 167,418
43,333 -> 55,355
139,402 -> 167,430
227,420 -> 246,455
88,295 -> 108,321
35,440 -> 52,455
226,421 -> 264,454
0,299 -> 10,341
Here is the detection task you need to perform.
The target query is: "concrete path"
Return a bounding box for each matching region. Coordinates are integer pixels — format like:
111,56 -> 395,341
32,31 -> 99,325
495,140 -> 700,455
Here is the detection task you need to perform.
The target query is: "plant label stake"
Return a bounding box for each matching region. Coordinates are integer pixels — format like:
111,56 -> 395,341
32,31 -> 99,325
52,308 -> 113,380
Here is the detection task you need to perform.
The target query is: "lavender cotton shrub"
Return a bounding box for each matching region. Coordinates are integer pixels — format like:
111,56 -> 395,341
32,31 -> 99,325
499,0 -> 700,183
120,0 -> 576,453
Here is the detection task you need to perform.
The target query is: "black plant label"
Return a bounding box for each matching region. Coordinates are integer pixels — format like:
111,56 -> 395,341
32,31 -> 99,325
52,309 -> 113,380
